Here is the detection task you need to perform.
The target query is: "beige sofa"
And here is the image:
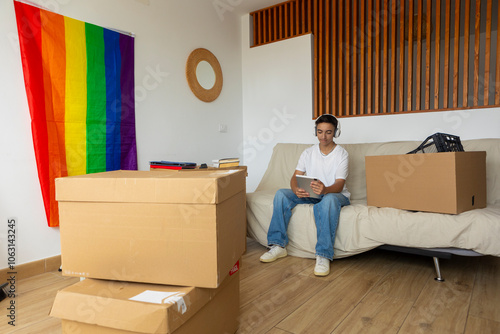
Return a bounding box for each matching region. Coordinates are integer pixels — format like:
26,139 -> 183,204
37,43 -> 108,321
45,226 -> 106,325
246,139 -> 500,279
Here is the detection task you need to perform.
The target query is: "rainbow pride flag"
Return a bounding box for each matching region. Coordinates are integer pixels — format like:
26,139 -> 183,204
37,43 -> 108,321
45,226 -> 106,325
14,1 -> 137,227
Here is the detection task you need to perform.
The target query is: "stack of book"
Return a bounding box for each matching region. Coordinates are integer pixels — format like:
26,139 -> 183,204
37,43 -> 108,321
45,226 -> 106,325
149,161 -> 197,170
212,157 -> 239,168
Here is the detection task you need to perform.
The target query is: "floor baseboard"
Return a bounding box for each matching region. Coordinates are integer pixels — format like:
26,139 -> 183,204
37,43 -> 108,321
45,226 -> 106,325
0,255 -> 61,282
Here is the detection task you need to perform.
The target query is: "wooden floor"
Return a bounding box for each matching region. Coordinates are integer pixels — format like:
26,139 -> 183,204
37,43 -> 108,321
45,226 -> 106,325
1,238 -> 499,333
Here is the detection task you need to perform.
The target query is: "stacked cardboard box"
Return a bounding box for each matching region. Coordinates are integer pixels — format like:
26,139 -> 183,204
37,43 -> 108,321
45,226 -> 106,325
365,151 -> 486,214
50,169 -> 247,333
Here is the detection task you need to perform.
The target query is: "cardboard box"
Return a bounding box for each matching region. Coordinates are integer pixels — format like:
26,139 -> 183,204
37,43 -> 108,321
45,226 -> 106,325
50,271 -> 240,334
56,169 -> 246,288
365,151 -> 486,214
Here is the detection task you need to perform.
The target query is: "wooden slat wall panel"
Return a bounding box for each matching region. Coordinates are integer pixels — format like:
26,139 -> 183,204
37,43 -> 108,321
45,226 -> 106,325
285,3 -> 289,37
453,0 -> 460,108
318,0 -> 323,116
273,6 -> 278,41
375,0 -> 381,114
382,0 -> 388,114
425,0 -> 431,110
352,0 -> 358,116
443,0 -> 451,109
391,0 -> 397,113
416,0 -> 422,111
293,0 -> 297,35
346,1 -> 351,116
307,0 -> 310,31
408,0 -> 414,111
463,0 -> 471,107
367,0 -> 373,114
359,0 -> 365,114
268,7 -> 272,41
338,1 -> 344,115
331,0 -> 336,117
302,0 -> 306,34
250,0 -> 500,118
313,0 -> 318,117
496,0 -> 500,104
295,0 -> 301,35
474,0 -> 481,106
323,1 -> 332,114
484,0 -> 492,105
399,0 -> 405,112
434,0 -> 441,109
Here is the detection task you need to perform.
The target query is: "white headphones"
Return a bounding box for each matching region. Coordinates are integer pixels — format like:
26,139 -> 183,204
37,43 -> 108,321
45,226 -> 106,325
314,114 -> 341,138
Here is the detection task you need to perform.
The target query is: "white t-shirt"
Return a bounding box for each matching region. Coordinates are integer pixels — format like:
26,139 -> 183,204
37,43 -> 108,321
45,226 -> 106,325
295,143 -> 350,200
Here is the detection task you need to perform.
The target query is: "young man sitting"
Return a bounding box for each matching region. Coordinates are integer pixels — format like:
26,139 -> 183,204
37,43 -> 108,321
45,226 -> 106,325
259,114 -> 350,276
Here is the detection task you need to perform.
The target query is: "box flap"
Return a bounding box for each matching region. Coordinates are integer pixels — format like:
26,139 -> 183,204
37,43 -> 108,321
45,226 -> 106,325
50,279 -> 212,334
55,169 -> 245,204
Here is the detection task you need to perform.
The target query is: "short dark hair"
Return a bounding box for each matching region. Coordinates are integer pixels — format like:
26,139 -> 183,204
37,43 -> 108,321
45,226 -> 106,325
315,114 -> 338,129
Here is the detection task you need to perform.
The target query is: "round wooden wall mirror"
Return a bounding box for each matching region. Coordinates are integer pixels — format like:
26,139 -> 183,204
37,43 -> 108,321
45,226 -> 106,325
186,48 -> 223,102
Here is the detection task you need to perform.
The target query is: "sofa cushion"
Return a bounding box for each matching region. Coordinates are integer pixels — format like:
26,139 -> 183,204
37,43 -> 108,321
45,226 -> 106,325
255,143 -> 312,192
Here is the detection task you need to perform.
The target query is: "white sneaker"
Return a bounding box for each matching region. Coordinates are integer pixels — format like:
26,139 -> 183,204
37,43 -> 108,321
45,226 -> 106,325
314,256 -> 330,276
260,245 -> 287,263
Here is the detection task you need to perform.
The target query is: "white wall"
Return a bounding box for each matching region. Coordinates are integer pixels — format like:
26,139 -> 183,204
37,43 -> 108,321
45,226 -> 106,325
241,14 -> 500,192
0,0 -> 245,267
241,29 -> 315,192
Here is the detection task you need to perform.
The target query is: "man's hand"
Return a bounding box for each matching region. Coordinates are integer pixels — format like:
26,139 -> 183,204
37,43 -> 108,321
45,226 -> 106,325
310,179 -> 325,195
294,187 -> 310,198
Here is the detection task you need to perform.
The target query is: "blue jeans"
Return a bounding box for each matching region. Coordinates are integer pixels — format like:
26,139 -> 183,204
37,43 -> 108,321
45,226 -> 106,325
267,189 -> 350,260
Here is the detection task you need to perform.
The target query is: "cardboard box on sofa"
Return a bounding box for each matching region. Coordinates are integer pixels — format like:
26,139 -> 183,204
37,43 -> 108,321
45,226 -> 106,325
365,151 -> 486,214
50,270 -> 240,334
55,169 -> 246,288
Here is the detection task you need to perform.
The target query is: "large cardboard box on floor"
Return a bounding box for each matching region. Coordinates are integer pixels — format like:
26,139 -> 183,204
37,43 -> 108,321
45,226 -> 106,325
50,271 -> 240,334
365,151 -> 486,214
56,169 -> 246,288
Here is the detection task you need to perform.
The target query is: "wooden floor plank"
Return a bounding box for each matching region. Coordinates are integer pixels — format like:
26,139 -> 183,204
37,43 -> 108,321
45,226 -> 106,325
15,272 -> 67,294
276,265 -> 385,333
240,255 -> 313,307
331,292 -> 415,334
469,256 -> 500,322
369,253 -> 433,301
464,315 -> 500,334
398,257 -> 478,334
238,274 -> 329,334
297,253 -> 366,282
265,328 -> 294,334
331,254 -> 432,334
0,272 -> 78,334
240,238 -> 268,280
6,317 -> 62,334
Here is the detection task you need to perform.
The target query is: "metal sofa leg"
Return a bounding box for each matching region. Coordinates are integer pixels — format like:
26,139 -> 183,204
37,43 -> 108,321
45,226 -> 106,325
433,257 -> 445,282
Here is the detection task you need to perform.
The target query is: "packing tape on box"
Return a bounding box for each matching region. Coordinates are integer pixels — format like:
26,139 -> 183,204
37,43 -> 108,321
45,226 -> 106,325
129,291 -> 187,314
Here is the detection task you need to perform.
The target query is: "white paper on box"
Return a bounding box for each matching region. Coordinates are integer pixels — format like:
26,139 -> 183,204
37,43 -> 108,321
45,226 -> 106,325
129,291 -> 187,314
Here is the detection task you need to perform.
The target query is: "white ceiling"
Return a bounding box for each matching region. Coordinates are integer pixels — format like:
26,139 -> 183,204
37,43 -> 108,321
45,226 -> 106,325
231,0 -> 286,15
130,0 -> 285,13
